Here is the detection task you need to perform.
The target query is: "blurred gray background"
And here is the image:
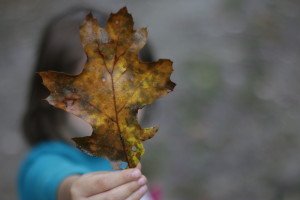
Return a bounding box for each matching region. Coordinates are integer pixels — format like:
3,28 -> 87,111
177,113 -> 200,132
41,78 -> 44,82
2,0 -> 300,199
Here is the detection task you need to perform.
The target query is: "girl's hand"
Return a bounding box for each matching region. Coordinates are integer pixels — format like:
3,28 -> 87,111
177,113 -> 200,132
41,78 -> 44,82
58,165 -> 147,200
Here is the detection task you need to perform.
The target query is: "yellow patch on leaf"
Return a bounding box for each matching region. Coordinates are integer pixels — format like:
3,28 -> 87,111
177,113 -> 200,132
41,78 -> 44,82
39,7 -> 175,168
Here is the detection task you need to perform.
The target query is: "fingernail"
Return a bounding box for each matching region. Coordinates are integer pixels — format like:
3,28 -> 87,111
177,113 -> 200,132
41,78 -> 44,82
139,185 -> 147,194
131,169 -> 141,178
138,177 -> 146,185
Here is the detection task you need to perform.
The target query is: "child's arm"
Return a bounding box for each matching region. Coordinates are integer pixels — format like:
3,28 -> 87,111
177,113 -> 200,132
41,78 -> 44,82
58,168 -> 148,200
18,142 -> 147,200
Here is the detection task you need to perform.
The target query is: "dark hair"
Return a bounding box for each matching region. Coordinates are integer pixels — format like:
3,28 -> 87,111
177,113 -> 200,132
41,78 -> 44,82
22,8 -> 154,146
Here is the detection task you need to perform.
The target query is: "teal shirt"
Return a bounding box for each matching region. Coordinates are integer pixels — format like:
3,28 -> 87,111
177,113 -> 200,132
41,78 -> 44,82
18,141 -> 126,200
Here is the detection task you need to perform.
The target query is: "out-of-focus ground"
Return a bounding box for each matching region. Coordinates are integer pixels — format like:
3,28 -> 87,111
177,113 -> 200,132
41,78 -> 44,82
2,0 -> 300,199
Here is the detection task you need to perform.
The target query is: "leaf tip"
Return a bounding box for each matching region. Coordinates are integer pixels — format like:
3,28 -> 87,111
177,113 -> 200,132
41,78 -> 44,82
37,71 -> 47,82
120,6 -> 128,13
86,12 -> 94,20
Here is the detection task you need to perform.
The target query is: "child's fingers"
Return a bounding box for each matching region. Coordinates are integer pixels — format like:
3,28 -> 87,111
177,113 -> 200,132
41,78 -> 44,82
88,175 -> 147,200
125,185 -> 148,200
72,169 -> 142,197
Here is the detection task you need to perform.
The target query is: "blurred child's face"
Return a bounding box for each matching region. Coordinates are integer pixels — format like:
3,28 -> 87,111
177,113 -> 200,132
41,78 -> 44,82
68,114 -> 92,138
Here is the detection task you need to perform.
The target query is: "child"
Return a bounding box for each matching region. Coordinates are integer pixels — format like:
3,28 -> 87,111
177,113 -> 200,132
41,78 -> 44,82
19,8 -> 155,200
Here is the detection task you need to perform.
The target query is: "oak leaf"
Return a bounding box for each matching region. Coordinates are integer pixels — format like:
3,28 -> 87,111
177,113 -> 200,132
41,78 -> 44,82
39,7 -> 175,168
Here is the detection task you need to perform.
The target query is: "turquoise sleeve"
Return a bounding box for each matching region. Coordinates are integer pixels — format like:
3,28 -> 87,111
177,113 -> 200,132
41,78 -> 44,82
18,153 -> 89,200
18,141 -> 126,200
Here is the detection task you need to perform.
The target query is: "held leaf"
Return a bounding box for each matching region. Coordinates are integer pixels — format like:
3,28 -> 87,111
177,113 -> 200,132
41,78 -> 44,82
39,7 -> 175,169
